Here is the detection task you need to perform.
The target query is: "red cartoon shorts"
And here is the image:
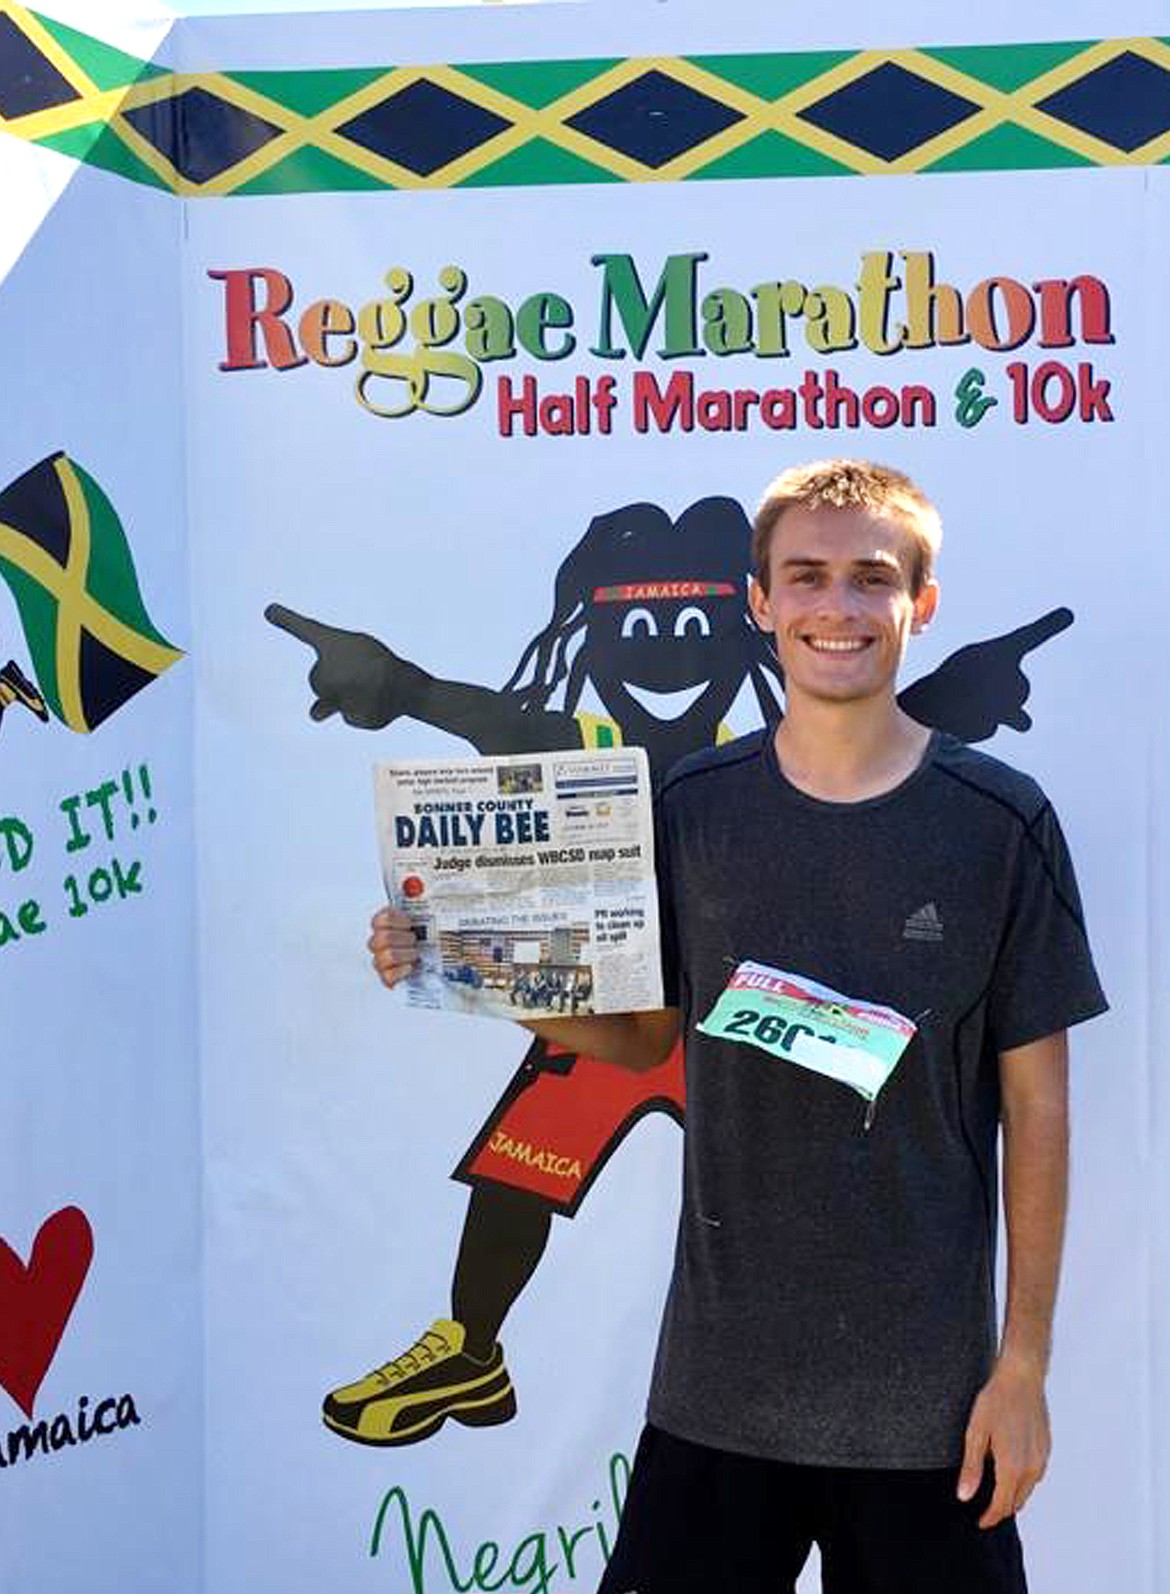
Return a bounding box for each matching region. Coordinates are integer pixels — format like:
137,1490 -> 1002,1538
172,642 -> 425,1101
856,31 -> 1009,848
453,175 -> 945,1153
454,1036 -> 686,1214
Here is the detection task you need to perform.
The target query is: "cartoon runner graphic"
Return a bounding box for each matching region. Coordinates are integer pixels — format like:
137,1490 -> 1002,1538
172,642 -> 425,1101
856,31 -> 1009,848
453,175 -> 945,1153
0,658 -> 49,731
267,493 -> 1071,1448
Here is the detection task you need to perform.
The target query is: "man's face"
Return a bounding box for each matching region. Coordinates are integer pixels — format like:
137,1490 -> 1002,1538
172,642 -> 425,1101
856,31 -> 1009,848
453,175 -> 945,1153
748,505 -> 938,709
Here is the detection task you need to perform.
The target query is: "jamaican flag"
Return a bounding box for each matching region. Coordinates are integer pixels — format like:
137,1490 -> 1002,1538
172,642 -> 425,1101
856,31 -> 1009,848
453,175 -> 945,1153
0,453 -> 182,732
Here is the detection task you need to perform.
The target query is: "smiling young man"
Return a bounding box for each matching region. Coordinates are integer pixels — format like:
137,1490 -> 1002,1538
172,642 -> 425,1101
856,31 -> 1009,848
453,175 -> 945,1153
370,459 -> 1107,1593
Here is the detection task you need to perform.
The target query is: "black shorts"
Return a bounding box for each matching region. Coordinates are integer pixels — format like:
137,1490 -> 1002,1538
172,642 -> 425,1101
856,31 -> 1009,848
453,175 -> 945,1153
597,1425 -> 1028,1594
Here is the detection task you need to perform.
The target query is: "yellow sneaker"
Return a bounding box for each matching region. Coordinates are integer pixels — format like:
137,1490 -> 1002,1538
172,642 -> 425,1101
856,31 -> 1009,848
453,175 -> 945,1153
322,1319 -> 516,1446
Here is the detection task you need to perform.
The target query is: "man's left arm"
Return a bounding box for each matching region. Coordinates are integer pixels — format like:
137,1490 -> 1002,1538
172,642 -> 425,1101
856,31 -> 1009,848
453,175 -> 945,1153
957,1030 -> 1070,1529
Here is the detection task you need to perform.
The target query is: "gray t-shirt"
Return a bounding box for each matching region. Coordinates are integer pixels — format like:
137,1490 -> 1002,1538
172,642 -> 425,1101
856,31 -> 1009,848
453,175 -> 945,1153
647,728 -> 1107,1468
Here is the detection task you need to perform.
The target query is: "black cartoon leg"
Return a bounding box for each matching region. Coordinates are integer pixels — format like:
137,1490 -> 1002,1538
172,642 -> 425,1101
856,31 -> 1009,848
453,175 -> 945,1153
451,1183 -> 554,1360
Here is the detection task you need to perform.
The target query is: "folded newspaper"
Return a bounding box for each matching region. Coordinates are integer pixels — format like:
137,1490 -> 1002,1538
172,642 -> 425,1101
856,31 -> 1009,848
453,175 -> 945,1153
374,749 -> 664,1019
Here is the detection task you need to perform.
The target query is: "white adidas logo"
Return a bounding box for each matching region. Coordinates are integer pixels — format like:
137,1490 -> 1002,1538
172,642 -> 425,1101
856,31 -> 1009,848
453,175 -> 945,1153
902,902 -> 944,942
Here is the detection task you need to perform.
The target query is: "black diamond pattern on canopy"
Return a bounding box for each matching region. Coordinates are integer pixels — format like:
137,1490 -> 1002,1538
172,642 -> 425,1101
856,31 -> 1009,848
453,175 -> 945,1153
122,87 -> 282,183
1037,50 -> 1170,152
338,79 -> 511,175
566,69 -> 744,168
798,60 -> 978,161
0,13 -> 80,119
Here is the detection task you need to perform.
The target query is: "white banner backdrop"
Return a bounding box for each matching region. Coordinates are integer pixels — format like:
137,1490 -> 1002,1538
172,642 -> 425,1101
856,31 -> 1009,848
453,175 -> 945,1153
2,4 -> 1168,1592
0,149 -> 201,1591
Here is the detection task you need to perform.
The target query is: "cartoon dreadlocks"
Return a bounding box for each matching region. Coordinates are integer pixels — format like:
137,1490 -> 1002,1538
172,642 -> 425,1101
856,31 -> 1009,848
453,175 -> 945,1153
501,498 -> 782,750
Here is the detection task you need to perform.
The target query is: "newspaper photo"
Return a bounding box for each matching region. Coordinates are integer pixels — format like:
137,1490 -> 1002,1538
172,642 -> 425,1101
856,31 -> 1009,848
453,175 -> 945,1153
374,748 -> 664,1019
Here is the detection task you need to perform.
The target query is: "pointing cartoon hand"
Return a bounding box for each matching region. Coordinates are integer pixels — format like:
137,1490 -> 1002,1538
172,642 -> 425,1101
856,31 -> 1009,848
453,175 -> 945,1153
900,608 -> 1074,744
265,603 -> 405,729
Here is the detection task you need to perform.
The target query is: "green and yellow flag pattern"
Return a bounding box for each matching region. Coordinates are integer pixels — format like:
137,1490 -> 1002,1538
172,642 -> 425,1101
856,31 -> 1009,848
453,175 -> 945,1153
2,4 -> 1170,194
0,453 -> 182,732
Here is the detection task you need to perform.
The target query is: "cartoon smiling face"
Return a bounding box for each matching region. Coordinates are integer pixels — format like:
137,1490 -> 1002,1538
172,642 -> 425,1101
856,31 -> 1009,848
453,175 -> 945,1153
585,579 -> 750,732
501,496 -> 784,780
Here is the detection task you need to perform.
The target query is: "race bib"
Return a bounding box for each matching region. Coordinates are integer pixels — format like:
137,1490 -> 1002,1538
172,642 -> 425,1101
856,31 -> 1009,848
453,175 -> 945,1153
697,960 -> 917,1103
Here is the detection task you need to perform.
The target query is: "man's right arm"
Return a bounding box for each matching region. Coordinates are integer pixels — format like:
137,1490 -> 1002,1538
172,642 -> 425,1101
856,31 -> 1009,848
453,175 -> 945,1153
368,907 -> 680,1072
516,1008 -> 680,1072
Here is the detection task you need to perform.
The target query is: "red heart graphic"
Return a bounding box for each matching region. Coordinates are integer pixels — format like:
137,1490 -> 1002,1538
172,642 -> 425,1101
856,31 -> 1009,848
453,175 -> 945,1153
0,1207 -> 94,1418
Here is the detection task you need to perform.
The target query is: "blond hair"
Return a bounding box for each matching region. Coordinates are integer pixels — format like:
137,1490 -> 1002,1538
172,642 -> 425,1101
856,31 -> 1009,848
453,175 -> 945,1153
752,459 -> 941,595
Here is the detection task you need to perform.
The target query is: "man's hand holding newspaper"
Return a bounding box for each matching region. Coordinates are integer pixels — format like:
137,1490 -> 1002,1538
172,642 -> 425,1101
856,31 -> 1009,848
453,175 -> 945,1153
369,902 -> 679,1073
